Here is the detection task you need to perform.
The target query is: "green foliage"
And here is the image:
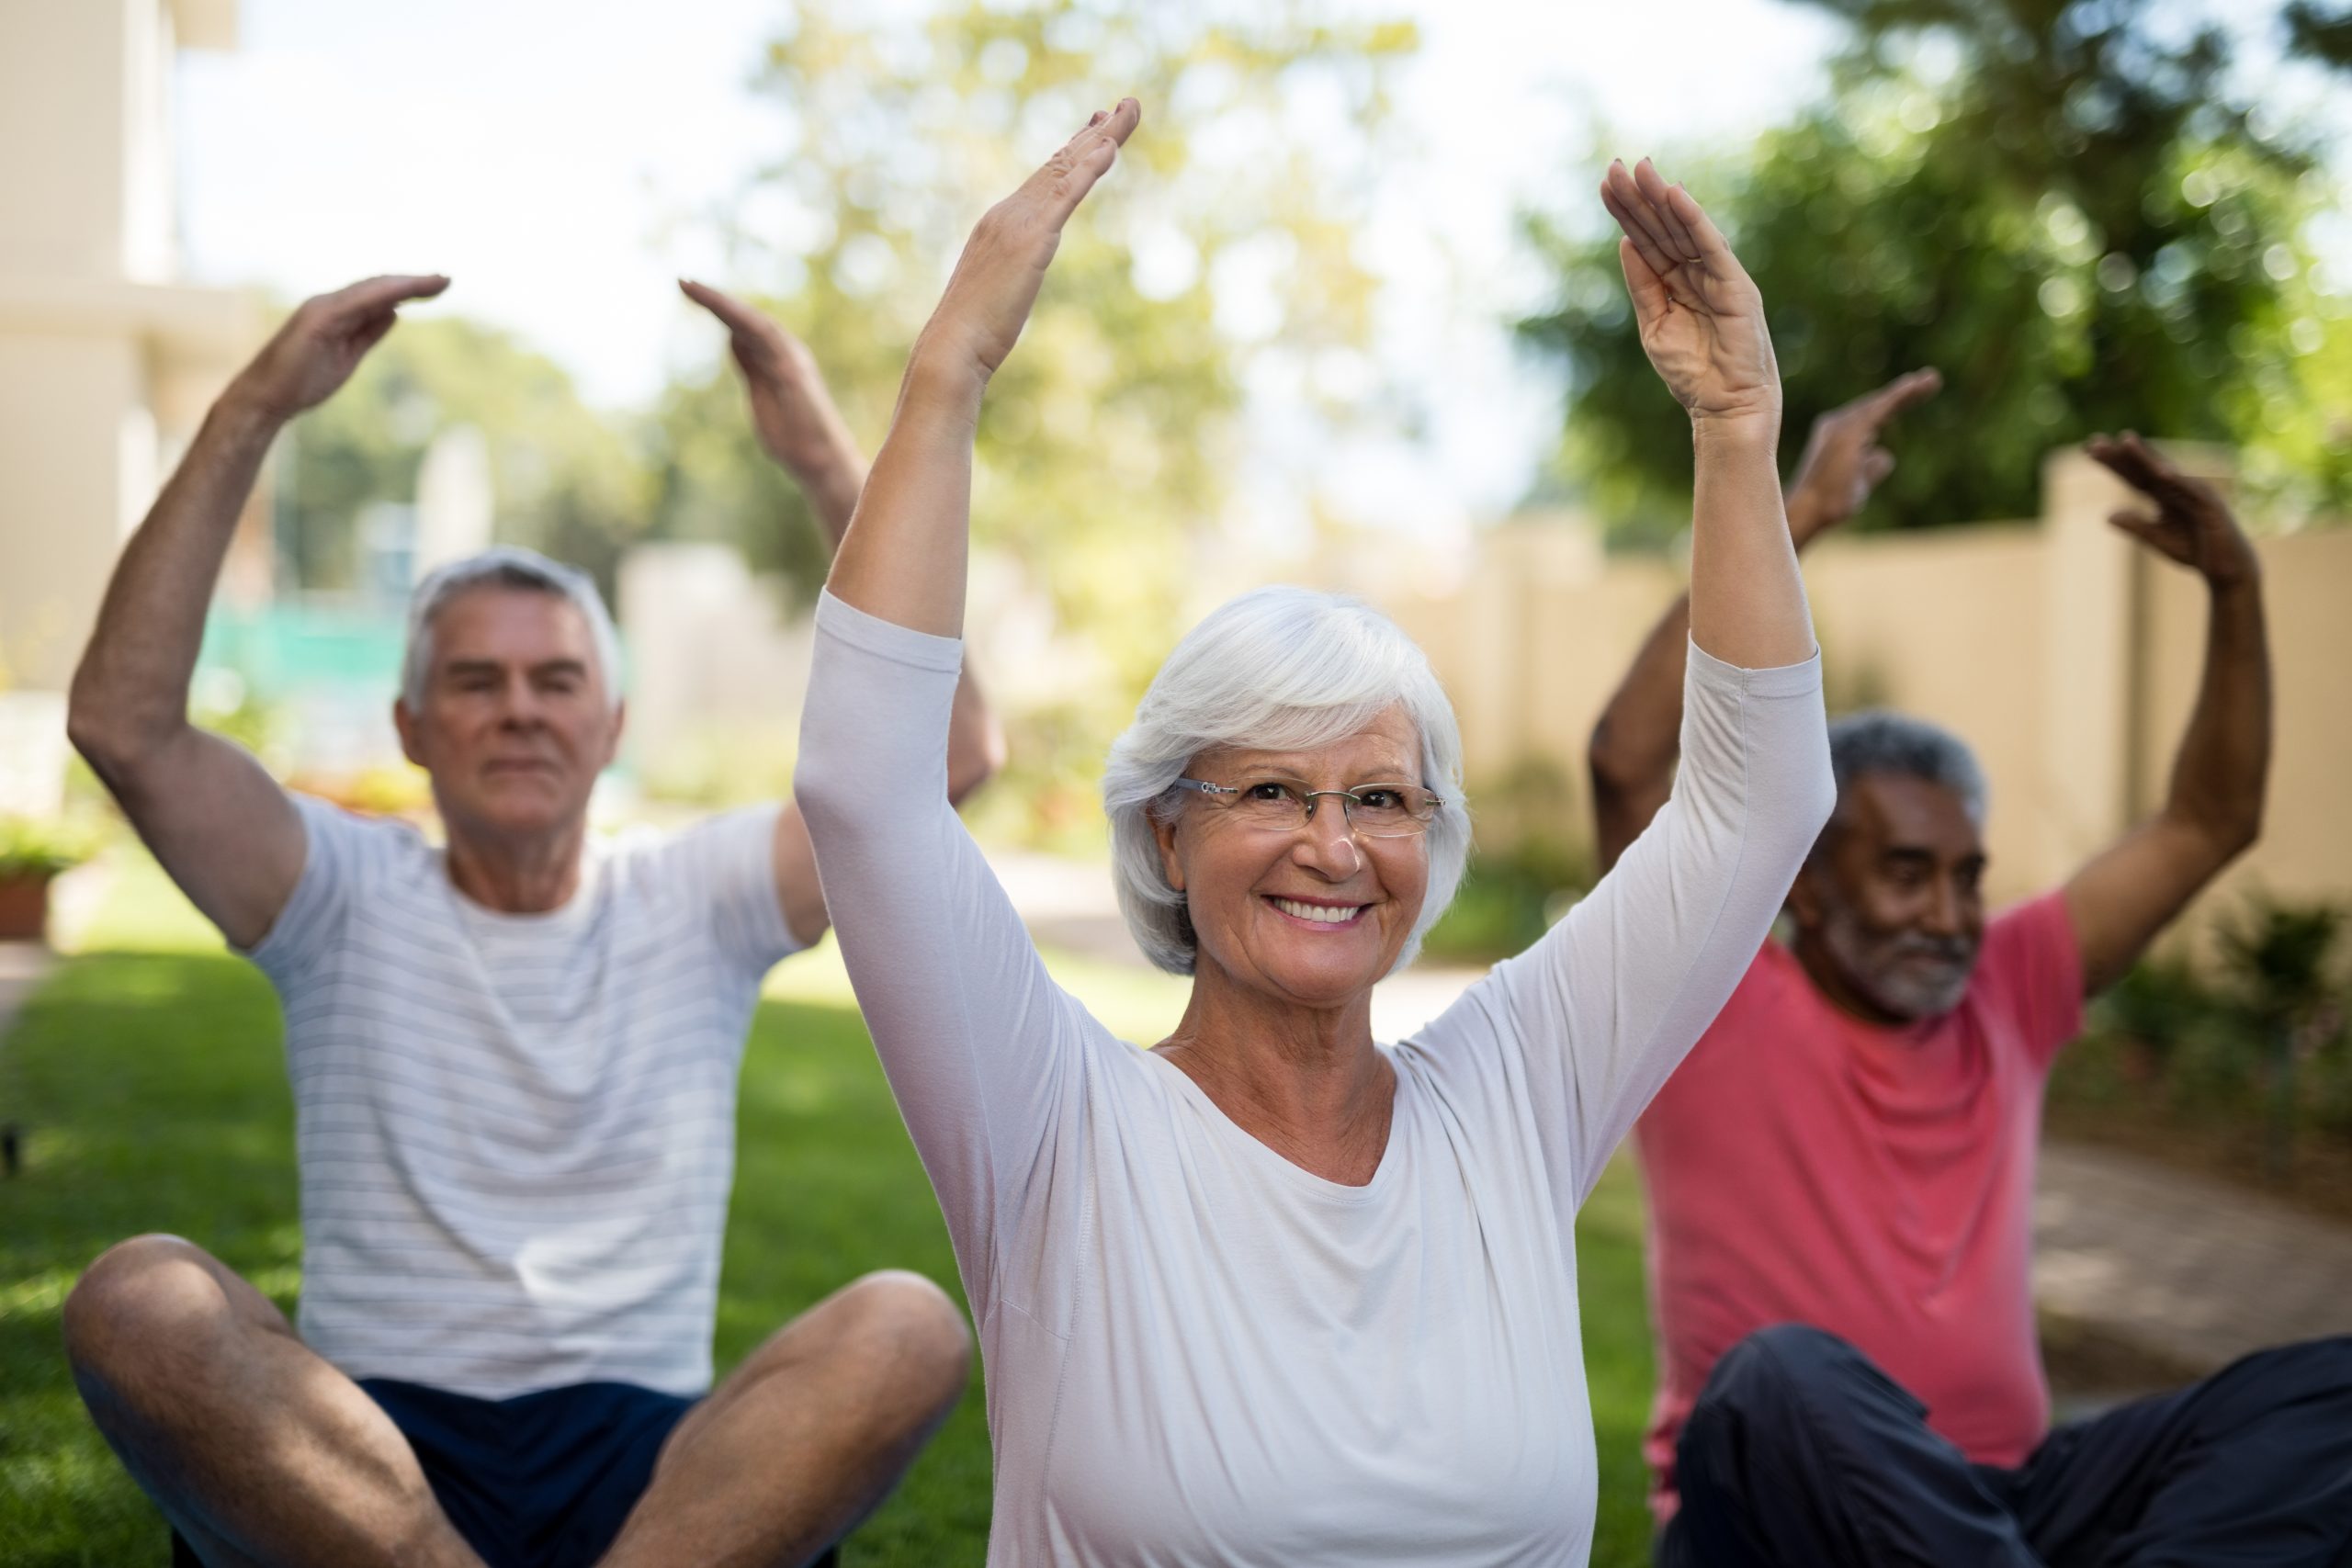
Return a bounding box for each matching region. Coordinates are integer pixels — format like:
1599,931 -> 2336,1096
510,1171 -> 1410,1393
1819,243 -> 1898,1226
1519,1 -> 2352,547
0,903 -> 1662,1565
0,818 -> 101,881
653,0 -> 1420,793
278,317 -> 650,599
2058,892 -> 2352,1190
2218,889 -> 2347,1032
1423,759 -> 1597,963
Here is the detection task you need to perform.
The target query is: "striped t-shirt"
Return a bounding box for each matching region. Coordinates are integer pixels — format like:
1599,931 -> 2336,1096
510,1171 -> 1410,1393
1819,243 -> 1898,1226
244,794 -> 800,1399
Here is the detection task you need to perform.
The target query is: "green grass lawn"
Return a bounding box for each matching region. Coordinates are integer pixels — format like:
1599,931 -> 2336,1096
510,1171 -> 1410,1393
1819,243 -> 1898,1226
0,856 -> 1658,1564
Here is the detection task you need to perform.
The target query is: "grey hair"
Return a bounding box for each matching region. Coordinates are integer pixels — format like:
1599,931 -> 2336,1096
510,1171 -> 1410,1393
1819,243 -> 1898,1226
401,547 -> 623,712
1102,586 -> 1471,976
1825,709 -> 1988,828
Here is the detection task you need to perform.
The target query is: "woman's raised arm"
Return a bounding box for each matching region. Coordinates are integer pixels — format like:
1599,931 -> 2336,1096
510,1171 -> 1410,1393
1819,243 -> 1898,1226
794,103 -> 1141,1314
1437,162 -> 1831,1209
825,99 -> 1141,637
1600,157 -> 1813,671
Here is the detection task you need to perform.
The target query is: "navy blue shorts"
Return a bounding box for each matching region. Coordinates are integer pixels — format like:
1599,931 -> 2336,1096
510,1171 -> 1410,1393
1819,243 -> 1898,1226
171,1378 -> 751,1568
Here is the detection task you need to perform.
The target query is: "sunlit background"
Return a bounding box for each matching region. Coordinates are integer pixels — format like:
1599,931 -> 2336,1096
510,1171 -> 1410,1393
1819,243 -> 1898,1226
4,4 -> 2351,1562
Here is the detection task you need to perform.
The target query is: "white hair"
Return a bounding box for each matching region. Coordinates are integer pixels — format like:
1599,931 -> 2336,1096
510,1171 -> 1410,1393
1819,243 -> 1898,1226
401,547 -> 624,712
1102,586 -> 1471,976
1825,709 -> 1988,828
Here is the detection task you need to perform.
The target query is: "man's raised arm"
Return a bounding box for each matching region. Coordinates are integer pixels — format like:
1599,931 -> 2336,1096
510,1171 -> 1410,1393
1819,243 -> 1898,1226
681,281 -> 1007,948
68,275 -> 448,950
1586,368 -> 1940,872
2063,434 -> 2271,995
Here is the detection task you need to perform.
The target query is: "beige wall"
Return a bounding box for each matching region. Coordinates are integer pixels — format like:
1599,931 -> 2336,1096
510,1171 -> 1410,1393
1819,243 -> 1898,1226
2139,525 -> 2352,940
1805,524 -> 2051,904
1374,450 -> 2352,945
0,0 -> 252,694
0,333 -> 147,684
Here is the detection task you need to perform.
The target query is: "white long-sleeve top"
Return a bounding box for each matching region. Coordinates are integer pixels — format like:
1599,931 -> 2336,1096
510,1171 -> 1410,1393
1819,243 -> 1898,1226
796,590 -> 1832,1566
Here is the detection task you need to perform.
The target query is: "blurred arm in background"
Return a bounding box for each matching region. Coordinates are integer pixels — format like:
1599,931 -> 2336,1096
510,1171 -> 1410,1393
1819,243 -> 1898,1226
1587,367 -> 1942,874
2061,434 -> 2270,995
67,275 -> 452,950
681,282 -> 1006,948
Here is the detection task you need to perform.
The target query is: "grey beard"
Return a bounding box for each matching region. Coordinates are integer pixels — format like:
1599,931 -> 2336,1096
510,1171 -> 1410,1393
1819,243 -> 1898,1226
1818,906 -> 1975,1021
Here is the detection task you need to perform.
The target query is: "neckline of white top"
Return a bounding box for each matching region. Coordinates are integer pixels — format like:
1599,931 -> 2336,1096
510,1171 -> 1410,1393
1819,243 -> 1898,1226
1137,1044 -> 1408,1206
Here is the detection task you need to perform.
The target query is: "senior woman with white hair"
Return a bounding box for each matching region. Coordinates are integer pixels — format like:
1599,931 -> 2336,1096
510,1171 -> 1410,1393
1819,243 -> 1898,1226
796,99 -> 1835,1564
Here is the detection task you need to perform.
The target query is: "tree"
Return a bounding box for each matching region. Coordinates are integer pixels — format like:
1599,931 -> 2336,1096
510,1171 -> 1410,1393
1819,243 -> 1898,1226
645,0 -> 1418,829
278,316 -> 649,599
1519,1 -> 2352,547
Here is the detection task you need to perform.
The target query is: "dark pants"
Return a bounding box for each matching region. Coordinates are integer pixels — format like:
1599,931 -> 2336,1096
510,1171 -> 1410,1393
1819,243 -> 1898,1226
168,1378 -> 842,1568
1659,1325 -> 2352,1568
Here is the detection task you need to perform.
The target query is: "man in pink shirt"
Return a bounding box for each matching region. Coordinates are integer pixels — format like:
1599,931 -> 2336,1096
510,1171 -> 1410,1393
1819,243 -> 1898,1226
1589,373 -> 2351,1565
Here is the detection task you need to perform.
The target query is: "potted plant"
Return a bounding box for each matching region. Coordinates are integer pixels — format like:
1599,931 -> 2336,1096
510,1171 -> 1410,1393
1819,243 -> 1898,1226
0,816 -> 100,943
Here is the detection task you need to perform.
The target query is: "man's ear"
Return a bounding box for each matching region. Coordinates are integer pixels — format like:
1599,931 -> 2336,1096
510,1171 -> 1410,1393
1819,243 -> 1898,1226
1152,810 -> 1185,893
393,698 -> 425,770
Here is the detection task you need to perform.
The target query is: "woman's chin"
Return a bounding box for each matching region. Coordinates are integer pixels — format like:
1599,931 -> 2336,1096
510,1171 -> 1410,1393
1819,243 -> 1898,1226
1251,948 -> 1394,1010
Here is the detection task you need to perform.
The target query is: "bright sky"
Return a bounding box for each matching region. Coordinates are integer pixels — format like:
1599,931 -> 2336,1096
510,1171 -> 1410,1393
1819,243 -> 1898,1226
175,0 -> 2341,542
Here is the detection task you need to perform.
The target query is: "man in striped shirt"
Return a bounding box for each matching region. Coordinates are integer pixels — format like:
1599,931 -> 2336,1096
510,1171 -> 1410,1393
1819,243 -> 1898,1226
61,275 -> 996,1568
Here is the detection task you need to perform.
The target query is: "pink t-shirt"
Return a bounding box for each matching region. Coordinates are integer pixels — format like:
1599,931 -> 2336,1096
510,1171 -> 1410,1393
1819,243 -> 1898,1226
1634,892 -> 2084,1521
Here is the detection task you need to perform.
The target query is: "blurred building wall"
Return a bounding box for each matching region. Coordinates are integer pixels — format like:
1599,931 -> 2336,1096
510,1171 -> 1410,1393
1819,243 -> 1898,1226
616,544 -> 815,785
1374,447 -> 2352,949
0,0 -> 256,695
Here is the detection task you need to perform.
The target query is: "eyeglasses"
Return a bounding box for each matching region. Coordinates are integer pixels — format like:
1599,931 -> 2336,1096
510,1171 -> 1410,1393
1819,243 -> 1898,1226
1170,776 -> 1445,838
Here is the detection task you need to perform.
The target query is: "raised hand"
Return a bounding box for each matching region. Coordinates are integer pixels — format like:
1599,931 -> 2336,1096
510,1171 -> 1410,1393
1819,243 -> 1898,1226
911,98 -> 1141,389
1786,368 -> 1942,545
1600,159 -> 1778,431
2086,432 -> 2258,590
229,275 -> 449,425
678,280 -> 858,481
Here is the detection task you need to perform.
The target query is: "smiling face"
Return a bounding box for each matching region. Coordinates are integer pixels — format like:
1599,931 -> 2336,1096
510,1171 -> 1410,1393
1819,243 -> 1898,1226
392,585 -> 622,843
1789,770 -> 1987,1025
1151,705 -> 1431,1010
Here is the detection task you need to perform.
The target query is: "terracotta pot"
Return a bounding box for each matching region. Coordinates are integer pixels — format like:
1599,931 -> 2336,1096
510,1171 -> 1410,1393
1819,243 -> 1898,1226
0,873 -> 53,942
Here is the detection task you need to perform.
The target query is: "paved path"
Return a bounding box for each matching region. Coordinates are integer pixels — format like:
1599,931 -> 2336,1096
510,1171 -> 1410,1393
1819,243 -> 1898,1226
2035,1137 -> 2352,1374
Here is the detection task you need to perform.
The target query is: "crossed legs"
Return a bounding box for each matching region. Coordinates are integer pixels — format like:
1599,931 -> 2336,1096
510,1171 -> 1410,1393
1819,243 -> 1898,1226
63,1234 -> 970,1568
1661,1323 -> 2352,1568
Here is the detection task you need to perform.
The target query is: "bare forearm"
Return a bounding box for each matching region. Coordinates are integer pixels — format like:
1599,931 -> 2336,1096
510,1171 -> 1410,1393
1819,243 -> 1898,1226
1588,592 -> 1690,873
70,394 -> 280,752
827,357 -> 983,637
1687,418 -> 1813,669
944,669 -> 1006,805
796,450 -> 869,548
2165,574 -> 2270,850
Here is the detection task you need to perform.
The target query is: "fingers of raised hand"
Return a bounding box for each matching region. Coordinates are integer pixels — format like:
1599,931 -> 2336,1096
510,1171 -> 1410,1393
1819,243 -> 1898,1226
680,279 -> 788,368
2086,431 -> 2183,504
313,274 -> 448,321
1602,161 -> 1683,287
1032,97 -> 1140,220
1858,367 -> 1941,424
1634,158 -> 1705,264
1615,236 -> 1670,317
2105,508 -> 2190,562
679,278 -> 756,332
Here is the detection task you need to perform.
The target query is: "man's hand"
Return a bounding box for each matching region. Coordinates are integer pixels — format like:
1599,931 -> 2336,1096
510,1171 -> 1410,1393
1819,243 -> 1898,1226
2086,432 -> 2260,591
2064,433 -> 2269,994
1786,368 -> 1941,547
679,280 -> 860,481
1600,157 -> 1780,434
228,275 -> 449,425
